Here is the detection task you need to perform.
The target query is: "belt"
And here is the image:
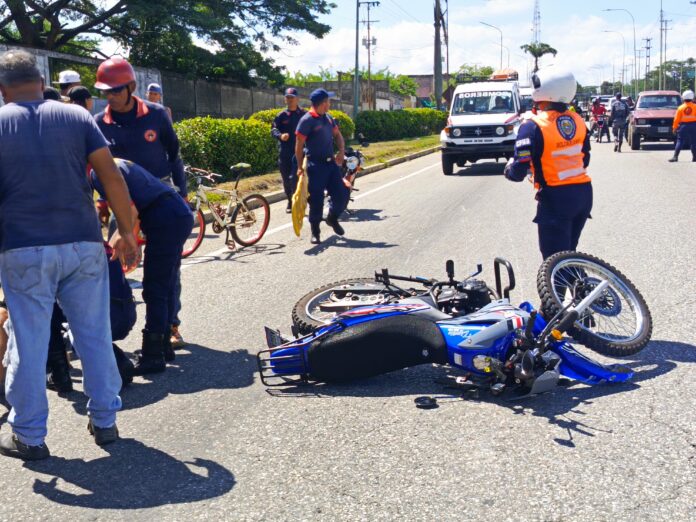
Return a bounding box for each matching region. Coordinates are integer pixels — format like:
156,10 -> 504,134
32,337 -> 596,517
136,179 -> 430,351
308,156 -> 334,163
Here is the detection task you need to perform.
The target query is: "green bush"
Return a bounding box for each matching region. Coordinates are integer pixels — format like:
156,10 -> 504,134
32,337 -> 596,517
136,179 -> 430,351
355,108 -> 447,142
174,117 -> 277,179
249,107 -> 355,142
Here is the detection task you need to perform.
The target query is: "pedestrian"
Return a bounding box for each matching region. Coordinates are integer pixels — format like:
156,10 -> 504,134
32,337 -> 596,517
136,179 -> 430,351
669,89 -> 696,163
146,82 -> 173,121
295,89 -> 349,245
67,85 -> 94,112
609,92 -> 629,152
272,87 -> 306,213
42,86 -> 61,101
0,50 -> 138,460
90,159 -> 193,375
94,57 -> 189,348
53,69 -> 81,97
504,68 -> 592,260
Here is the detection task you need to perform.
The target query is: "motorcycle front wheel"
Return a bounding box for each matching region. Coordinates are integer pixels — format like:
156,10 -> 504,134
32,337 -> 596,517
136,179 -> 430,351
537,251 -> 652,356
292,278 -> 393,335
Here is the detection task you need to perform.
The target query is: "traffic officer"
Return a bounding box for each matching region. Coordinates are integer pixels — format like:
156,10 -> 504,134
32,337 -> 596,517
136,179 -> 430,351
91,159 -> 193,375
504,68 -> 592,260
295,88 -> 349,245
669,89 -> 696,163
609,92 -> 629,152
272,87 -> 306,212
94,57 -> 189,349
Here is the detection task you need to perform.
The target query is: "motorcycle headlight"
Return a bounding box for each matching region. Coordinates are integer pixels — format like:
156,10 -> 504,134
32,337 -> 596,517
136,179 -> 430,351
452,128 -> 462,137
346,156 -> 360,170
496,126 -> 505,136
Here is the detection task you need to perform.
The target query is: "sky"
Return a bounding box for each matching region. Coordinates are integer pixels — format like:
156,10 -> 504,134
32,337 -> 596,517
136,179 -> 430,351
269,0 -> 696,86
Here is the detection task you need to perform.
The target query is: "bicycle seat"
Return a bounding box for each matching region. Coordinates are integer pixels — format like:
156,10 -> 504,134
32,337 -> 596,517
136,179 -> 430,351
230,163 -> 252,175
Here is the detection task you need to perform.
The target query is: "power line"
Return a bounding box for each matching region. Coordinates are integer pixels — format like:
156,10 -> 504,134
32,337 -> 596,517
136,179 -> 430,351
385,0 -> 424,23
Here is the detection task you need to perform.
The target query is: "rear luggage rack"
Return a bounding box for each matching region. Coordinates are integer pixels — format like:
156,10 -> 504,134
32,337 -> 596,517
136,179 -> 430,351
257,346 -> 310,387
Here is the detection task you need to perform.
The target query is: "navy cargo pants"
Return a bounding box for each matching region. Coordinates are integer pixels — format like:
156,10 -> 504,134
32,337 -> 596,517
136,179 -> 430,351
534,183 -> 593,260
279,153 -> 298,200
674,122 -> 696,160
139,194 -> 194,335
307,159 -> 350,224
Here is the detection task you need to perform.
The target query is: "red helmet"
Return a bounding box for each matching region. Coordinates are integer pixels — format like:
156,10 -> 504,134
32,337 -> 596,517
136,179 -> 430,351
95,57 -> 135,90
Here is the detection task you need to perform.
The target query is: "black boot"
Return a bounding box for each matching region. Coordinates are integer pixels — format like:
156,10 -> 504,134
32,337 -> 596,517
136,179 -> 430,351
133,330 -> 166,375
310,222 -> 321,244
163,333 -> 175,363
286,199 -> 292,214
46,345 -> 73,393
112,344 -> 134,385
325,213 -> 345,236
668,156 -> 678,162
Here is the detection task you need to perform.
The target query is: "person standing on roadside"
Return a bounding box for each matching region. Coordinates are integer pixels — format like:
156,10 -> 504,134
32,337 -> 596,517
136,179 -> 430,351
146,83 -> 173,121
669,90 -> 696,163
273,88 -> 306,213
295,89 -> 349,245
0,50 -> 137,460
504,68 -> 592,260
53,69 -> 81,98
67,85 -> 94,112
94,57 -> 189,349
609,92 -> 629,152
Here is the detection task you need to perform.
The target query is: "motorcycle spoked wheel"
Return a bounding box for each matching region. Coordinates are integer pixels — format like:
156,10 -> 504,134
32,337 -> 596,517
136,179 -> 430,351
292,278 -> 393,335
537,251 -> 652,357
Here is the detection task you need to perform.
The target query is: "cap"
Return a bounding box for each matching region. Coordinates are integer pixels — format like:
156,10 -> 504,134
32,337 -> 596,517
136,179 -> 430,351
309,88 -> 335,104
284,87 -> 298,97
147,83 -> 163,94
53,70 -> 81,85
43,86 -> 62,101
615,92 -> 622,97
67,86 -> 92,103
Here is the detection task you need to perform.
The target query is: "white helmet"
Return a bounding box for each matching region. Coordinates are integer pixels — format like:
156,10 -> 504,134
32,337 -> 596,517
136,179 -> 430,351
531,68 -> 577,104
683,90 -> 695,101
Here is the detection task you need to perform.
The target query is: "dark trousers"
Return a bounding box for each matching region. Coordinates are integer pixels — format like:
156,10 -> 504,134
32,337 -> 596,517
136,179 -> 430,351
307,160 -> 350,225
140,195 -> 194,335
279,154 -> 298,200
674,123 -> 696,160
534,183 -> 593,260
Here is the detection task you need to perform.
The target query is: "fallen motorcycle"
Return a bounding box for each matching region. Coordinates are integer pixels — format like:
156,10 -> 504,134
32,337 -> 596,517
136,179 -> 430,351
258,252 -> 652,397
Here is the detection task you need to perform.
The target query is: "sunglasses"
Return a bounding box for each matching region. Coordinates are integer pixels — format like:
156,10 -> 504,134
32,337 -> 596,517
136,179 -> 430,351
102,85 -> 128,95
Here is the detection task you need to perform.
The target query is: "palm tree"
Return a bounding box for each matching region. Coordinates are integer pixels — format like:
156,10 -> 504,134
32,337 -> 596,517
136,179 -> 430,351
520,42 -> 558,73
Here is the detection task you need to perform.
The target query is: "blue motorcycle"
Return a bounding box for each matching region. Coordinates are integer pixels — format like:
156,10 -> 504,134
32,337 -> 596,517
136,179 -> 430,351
258,252 -> 652,397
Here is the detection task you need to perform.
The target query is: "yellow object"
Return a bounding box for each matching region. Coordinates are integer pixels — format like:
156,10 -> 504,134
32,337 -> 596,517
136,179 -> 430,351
550,329 -> 563,341
291,157 -> 309,237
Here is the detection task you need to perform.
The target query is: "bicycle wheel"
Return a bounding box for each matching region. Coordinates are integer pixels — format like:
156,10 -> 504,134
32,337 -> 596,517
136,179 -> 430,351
182,209 -> 206,258
230,194 -> 270,247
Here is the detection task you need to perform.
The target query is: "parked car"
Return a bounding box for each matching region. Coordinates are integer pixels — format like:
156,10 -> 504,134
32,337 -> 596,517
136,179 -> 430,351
519,86 -> 534,121
440,81 -> 522,175
627,90 -> 681,150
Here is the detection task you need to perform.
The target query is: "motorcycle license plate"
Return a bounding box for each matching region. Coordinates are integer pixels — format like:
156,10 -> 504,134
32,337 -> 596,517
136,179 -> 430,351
658,126 -> 670,133
264,327 -> 288,348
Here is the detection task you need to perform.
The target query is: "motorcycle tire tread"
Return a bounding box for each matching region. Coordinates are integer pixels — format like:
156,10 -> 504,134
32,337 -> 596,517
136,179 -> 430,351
536,251 -> 653,357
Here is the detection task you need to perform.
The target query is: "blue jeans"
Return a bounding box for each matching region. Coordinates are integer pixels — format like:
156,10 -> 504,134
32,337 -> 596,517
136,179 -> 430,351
0,242 -> 122,446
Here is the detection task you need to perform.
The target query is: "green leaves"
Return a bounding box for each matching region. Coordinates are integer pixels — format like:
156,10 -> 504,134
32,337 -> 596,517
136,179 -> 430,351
355,109 -> 447,142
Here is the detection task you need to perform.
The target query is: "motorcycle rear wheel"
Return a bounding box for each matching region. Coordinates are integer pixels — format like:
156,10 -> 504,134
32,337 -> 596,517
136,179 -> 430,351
537,251 -> 652,357
292,278 -> 392,335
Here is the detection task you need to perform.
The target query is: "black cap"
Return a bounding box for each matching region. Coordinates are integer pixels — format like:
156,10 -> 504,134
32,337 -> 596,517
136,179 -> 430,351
43,86 -> 61,101
68,86 -> 92,103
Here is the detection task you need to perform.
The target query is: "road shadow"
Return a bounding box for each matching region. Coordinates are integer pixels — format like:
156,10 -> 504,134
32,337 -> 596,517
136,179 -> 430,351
24,438 -> 235,509
265,340 -> 694,445
304,235 -> 398,256
66,345 -> 256,414
454,162 -> 505,177
341,208 -> 391,222
636,143 -> 675,152
181,242 -> 286,267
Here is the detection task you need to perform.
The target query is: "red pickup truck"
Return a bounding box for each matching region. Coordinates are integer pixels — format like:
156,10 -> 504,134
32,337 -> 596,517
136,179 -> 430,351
627,90 -> 681,150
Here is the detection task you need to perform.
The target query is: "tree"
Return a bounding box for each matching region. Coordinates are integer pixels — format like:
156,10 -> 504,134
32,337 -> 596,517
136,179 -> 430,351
389,75 -> 418,97
520,42 -> 557,72
453,64 -> 495,84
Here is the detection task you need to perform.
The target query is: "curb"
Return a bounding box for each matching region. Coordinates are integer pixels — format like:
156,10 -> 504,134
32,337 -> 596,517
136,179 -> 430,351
201,144 -> 442,223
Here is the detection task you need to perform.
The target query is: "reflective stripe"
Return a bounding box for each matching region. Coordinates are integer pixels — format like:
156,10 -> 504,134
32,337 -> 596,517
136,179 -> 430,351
551,144 -> 583,157
558,168 -> 586,180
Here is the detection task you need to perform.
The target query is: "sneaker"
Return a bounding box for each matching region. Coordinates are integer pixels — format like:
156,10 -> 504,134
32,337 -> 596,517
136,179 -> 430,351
286,201 -> 292,214
668,156 -> 678,162
88,420 -> 119,446
0,433 -> 50,461
170,325 -> 186,349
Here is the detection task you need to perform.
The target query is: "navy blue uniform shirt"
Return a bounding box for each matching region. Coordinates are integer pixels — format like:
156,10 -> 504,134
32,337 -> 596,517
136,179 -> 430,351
296,109 -> 338,159
506,116 -> 591,187
272,107 -> 306,157
96,97 -> 186,196
91,159 -> 176,213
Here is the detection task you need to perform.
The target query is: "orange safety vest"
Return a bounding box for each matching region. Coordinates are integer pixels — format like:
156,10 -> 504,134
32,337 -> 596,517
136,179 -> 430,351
672,101 -> 696,131
531,111 -> 591,188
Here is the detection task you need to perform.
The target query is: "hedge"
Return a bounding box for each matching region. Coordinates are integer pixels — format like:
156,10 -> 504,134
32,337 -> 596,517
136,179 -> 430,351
249,107 -> 355,142
355,108 -> 448,142
174,117 -> 276,180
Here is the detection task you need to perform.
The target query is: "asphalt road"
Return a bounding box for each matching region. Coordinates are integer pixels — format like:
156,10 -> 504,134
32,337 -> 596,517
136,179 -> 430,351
1,141 -> 694,521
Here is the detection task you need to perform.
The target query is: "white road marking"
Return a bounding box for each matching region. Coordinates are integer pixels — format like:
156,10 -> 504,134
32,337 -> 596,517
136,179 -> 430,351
181,162 -> 439,268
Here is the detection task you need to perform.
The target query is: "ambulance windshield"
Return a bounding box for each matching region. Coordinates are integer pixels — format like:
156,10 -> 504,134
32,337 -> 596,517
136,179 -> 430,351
452,91 -> 514,115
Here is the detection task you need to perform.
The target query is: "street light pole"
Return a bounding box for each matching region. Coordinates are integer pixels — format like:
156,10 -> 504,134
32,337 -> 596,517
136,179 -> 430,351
603,8 -> 637,98
603,30 -> 626,92
353,0 -> 360,117
480,21 -> 503,70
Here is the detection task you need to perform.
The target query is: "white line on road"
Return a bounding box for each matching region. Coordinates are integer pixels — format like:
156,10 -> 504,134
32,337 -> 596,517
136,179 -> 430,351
181,161 -> 439,268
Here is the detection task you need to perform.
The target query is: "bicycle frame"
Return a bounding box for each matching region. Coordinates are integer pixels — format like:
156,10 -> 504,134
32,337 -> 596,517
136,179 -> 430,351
191,183 -> 242,230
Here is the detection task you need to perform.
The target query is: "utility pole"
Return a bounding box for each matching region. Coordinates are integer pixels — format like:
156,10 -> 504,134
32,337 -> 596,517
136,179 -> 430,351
643,37 -> 651,91
444,0 -> 450,97
353,0 -> 360,118
659,2 -> 663,89
636,49 -> 644,94
361,1 -> 379,111
434,0 -> 444,110
664,19 -> 672,90
532,0 -> 541,44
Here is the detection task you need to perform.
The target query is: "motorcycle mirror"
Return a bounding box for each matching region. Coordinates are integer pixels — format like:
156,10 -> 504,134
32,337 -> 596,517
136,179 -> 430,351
446,259 -> 455,281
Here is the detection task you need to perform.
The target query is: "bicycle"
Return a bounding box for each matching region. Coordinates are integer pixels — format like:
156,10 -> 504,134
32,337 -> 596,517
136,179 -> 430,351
183,163 -> 271,257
